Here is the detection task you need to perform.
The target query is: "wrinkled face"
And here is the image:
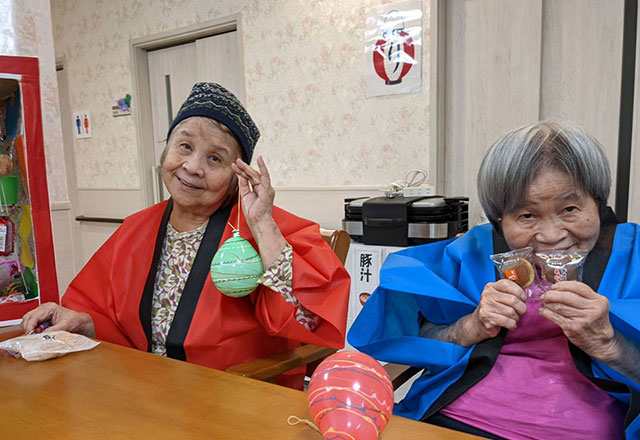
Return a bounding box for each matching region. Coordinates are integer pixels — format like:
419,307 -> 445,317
501,168 -> 601,253
162,117 -> 241,216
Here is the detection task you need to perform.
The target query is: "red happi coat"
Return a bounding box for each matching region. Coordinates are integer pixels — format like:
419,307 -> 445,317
62,200 -> 350,387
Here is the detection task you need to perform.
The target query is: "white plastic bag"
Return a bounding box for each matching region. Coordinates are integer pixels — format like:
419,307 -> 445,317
0,331 -> 100,361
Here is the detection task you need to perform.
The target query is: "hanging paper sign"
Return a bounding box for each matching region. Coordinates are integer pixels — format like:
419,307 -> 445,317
365,0 -> 422,97
353,247 -> 380,320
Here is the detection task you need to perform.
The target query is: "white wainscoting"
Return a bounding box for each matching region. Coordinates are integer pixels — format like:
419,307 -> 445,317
273,186 -> 383,230
49,189 -> 144,297
77,188 -> 144,219
76,188 -> 143,268
50,201 -> 76,297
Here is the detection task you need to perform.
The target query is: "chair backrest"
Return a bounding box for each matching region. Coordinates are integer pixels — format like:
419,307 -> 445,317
320,228 -> 350,264
226,228 -> 351,383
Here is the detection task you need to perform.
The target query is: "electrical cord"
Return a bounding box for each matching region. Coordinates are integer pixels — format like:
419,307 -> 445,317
380,169 -> 429,198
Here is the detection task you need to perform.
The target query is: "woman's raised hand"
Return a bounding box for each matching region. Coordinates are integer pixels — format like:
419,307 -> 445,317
231,156 -> 287,269
231,156 -> 275,227
467,279 -> 527,342
20,302 -> 96,337
539,281 -> 615,360
421,279 -> 527,346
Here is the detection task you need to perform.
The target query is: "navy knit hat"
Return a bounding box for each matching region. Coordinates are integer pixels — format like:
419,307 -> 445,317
167,82 -> 260,162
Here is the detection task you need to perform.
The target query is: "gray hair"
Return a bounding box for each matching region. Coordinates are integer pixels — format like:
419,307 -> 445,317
477,120 -> 611,225
159,116 -> 242,165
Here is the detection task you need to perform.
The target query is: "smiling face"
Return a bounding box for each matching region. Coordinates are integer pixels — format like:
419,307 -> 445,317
500,168 -> 601,253
162,117 -> 241,220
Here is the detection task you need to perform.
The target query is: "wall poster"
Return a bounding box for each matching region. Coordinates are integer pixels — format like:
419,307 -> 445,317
365,0 -> 422,97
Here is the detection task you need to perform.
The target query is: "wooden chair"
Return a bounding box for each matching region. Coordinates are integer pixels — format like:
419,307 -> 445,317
225,229 -> 350,382
385,363 -> 424,391
318,228 -> 350,265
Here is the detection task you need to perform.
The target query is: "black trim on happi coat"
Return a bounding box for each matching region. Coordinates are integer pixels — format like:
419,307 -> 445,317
139,199 -> 174,352
423,207 -> 637,431
568,207 -> 639,433
421,227 -> 510,421
139,198 -> 234,360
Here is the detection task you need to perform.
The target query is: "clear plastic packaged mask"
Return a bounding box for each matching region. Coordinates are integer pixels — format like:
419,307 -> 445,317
0,331 -> 99,361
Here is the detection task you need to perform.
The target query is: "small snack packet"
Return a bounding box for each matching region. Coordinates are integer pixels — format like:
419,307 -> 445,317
535,250 -> 588,284
0,331 -> 99,361
490,247 -> 551,301
490,246 -> 538,289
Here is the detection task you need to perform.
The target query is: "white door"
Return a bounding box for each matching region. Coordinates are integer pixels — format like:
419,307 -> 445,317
147,31 -> 242,203
196,32 -> 244,102
148,42 -> 197,201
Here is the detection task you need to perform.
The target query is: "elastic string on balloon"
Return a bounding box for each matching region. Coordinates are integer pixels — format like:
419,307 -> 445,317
227,189 -> 241,232
287,415 -> 319,433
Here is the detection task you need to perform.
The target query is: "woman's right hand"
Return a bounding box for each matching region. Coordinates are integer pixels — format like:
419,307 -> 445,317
20,302 -> 96,337
420,279 -> 527,346
464,279 -> 527,343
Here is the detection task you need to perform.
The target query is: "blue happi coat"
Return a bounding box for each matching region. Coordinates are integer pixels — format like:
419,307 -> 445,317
348,214 -> 640,438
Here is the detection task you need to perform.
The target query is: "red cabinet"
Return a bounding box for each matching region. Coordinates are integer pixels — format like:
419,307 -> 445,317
0,56 -> 59,323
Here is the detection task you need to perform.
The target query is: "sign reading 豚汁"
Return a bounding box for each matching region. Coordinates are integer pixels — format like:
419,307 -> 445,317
365,0 -> 422,97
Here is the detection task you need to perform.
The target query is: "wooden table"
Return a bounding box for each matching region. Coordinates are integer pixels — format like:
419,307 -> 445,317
0,326 -> 478,439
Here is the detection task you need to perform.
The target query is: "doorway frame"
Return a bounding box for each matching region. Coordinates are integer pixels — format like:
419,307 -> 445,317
130,14 -> 246,207
430,0 -> 446,194
55,56 -> 83,273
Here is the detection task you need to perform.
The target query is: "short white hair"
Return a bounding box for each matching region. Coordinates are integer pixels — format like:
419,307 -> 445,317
477,120 -> 611,224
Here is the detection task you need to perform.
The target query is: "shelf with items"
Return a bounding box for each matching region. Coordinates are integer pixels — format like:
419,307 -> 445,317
0,56 -> 59,323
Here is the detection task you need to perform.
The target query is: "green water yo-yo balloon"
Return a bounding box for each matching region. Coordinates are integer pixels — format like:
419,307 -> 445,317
210,230 -> 264,297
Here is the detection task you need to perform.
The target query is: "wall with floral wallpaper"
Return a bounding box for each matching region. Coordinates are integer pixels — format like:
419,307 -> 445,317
50,0 -> 431,189
0,0 -> 67,203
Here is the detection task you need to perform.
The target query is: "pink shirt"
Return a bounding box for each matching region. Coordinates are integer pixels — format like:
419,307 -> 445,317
441,300 -> 627,439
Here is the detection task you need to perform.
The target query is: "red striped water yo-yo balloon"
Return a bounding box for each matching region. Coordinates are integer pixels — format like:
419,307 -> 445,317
308,351 -> 394,439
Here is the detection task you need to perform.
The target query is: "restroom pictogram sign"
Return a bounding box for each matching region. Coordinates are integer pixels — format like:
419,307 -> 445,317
73,110 -> 92,139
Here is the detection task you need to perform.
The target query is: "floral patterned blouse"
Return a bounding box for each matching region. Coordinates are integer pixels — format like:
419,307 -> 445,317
151,221 -> 319,356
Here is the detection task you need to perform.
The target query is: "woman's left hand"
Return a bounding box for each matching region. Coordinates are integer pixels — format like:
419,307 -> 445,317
232,156 -> 275,227
539,281 -> 616,360
231,156 -> 287,269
